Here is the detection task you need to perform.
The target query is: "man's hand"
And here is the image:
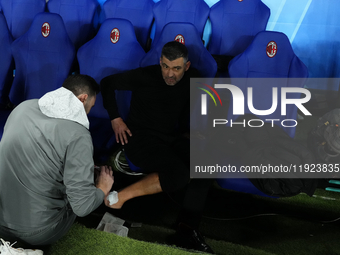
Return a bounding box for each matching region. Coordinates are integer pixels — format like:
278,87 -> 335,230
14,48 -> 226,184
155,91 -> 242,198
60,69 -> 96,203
111,117 -> 132,145
95,165 -> 114,196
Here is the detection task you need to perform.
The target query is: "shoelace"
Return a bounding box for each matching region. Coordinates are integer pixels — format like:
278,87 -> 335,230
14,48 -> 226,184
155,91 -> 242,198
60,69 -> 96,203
114,149 -> 144,176
1,239 -> 25,253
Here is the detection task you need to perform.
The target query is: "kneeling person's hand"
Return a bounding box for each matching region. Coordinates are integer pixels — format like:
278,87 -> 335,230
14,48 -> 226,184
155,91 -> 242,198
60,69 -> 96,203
96,165 -> 114,196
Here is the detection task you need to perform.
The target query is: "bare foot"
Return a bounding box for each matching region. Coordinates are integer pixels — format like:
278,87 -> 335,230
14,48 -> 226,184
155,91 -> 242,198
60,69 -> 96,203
109,199 -> 124,209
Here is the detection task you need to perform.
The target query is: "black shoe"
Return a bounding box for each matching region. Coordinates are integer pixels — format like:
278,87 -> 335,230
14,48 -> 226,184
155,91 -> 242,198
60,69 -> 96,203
174,222 -> 214,254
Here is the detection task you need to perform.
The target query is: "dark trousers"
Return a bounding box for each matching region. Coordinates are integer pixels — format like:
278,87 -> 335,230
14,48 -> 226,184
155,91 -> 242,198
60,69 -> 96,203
125,133 -> 213,229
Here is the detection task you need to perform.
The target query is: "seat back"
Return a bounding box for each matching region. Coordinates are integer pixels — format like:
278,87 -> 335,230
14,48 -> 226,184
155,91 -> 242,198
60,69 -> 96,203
0,0 -> 46,40
140,22 -> 217,78
152,0 -> 209,47
77,18 -> 146,120
9,12 -> 75,105
228,31 -> 308,138
103,0 -> 154,50
217,31 -> 308,199
47,0 -> 99,49
0,13 -> 14,139
77,18 -> 146,162
209,0 -> 270,57
0,13 -> 13,107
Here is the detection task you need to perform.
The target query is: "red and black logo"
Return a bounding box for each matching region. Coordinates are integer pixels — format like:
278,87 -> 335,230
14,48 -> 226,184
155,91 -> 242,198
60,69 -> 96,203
41,22 -> 50,38
110,28 -> 120,44
266,41 -> 277,58
174,34 -> 185,45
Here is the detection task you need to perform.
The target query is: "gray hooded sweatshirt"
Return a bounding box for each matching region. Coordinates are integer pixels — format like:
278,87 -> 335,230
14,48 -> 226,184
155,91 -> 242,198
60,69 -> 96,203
0,88 -> 104,232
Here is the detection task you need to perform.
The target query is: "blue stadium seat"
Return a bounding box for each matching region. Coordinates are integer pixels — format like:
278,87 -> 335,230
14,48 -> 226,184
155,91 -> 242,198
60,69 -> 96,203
217,31 -> 309,196
47,0 -> 99,49
140,22 -> 217,78
227,31 -> 308,137
151,0 -> 210,47
0,0 -> 46,40
0,13 -> 13,108
9,12 -> 75,105
208,0 -> 270,77
77,18 -> 146,162
209,0 -> 270,57
0,13 -> 14,139
103,0 -> 154,51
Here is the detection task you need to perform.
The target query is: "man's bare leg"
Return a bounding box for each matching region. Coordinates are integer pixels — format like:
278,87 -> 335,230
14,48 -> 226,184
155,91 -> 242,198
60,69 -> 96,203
107,172 -> 162,209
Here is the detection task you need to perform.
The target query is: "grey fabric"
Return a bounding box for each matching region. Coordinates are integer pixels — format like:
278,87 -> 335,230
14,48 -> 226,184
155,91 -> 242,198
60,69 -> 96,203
0,99 -> 104,235
0,206 -> 76,246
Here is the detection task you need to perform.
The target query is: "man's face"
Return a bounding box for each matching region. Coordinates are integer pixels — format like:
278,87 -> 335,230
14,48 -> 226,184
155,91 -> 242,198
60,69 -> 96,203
160,56 -> 191,86
84,95 -> 96,114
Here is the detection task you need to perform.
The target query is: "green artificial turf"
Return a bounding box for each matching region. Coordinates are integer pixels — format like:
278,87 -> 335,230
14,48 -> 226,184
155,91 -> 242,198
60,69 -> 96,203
44,184 -> 340,255
46,223 -> 199,255
46,223 -> 278,255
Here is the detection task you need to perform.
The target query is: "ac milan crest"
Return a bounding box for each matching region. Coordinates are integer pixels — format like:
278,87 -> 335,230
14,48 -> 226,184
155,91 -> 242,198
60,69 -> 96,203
41,22 -> 50,38
110,28 -> 120,44
266,41 -> 277,58
174,34 -> 185,45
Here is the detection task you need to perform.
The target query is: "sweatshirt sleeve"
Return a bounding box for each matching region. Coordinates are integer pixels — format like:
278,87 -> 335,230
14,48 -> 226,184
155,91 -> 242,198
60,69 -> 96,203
100,67 -> 147,120
63,132 -> 104,217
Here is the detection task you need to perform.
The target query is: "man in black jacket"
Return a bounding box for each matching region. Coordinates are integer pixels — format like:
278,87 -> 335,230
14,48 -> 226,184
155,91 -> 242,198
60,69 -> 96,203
101,41 -> 213,253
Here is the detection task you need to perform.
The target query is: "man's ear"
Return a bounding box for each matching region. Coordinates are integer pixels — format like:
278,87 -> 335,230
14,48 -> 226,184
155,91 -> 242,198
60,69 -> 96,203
185,61 -> 191,71
77,93 -> 88,103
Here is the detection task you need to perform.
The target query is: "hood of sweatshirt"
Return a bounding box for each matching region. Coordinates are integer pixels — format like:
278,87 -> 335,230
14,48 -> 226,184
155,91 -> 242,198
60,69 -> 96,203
38,87 -> 89,129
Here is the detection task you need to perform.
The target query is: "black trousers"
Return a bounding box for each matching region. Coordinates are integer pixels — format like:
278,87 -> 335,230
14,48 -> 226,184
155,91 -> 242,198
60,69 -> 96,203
125,132 -> 213,229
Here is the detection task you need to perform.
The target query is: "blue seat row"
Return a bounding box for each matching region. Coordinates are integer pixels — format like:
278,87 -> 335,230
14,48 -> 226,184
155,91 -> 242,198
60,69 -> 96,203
0,0 -> 270,54
0,0 -> 309,198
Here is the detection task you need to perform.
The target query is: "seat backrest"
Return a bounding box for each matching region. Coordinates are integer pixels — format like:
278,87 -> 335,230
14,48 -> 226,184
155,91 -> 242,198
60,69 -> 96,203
152,0 -> 209,47
227,31 -> 308,138
0,13 -> 13,140
77,18 -> 146,119
0,0 -> 46,40
0,13 -> 13,107
47,0 -> 99,49
103,0 -> 154,50
209,0 -> 270,57
140,22 -> 217,78
9,12 -> 75,105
